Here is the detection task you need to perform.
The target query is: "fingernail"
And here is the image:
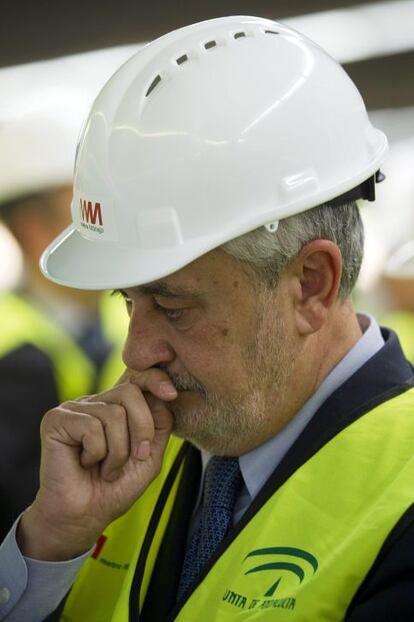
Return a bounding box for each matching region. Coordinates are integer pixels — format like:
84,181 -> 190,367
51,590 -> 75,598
137,440 -> 151,461
160,381 -> 177,397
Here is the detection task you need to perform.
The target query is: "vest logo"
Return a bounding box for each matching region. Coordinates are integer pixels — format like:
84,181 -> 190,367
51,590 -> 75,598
91,534 -> 107,560
91,534 -> 130,571
245,546 -> 319,596
79,198 -> 104,234
222,546 -> 318,613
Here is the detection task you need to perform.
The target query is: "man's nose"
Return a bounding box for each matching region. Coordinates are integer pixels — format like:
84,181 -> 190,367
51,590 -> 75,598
122,312 -> 175,371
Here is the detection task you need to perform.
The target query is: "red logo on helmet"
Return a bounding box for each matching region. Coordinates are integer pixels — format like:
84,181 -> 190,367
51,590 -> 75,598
80,199 -> 103,226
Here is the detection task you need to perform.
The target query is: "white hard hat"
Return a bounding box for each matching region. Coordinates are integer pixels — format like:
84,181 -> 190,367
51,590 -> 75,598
41,15 -> 388,290
0,91 -> 84,205
384,241 -> 414,279
0,46 -> 140,206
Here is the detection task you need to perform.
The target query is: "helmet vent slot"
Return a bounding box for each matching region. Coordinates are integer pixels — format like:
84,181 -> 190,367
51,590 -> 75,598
234,31 -> 246,39
176,54 -> 188,65
264,30 -> 279,35
204,40 -> 217,50
146,74 -> 162,97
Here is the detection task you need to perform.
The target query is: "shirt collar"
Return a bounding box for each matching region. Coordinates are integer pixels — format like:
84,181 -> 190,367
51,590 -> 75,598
238,312 -> 385,502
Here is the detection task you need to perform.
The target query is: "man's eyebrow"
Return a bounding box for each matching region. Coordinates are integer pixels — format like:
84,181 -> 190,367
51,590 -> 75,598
133,281 -> 201,299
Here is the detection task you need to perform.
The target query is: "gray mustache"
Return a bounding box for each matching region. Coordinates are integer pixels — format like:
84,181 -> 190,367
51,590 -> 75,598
157,365 -> 206,395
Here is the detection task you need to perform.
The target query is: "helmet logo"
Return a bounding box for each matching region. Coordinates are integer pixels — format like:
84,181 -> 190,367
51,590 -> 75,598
80,199 -> 103,227
72,192 -> 117,242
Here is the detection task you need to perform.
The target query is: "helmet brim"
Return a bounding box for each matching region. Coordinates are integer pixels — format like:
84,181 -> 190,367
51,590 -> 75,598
40,225 -> 215,290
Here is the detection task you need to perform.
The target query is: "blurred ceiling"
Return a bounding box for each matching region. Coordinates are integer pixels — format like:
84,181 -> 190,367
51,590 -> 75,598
1,0 -> 414,109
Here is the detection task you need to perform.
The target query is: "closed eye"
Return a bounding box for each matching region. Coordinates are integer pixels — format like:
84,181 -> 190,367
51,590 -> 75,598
154,301 -> 184,322
112,290 -> 190,324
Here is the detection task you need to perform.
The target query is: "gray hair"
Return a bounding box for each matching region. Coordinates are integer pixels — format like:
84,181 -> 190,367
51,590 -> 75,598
221,201 -> 364,299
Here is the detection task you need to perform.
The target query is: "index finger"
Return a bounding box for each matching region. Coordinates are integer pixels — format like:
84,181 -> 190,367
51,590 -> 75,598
116,367 -> 178,401
87,383 -> 157,460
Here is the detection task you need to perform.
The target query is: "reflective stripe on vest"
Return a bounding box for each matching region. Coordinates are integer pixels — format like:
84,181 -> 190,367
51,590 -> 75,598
61,389 -> 414,621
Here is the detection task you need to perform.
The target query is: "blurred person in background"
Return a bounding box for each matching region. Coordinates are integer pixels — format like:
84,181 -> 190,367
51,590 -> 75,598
0,106 -> 127,541
358,138 -> 414,363
380,241 -> 414,363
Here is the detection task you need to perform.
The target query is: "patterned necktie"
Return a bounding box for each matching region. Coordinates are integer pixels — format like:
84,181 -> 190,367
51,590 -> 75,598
177,456 -> 243,603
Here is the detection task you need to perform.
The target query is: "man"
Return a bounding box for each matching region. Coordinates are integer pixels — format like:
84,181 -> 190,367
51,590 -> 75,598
1,16 -> 413,622
0,111 -> 128,541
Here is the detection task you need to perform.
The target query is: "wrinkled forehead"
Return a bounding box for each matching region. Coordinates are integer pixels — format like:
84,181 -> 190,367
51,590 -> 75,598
127,248 -> 255,299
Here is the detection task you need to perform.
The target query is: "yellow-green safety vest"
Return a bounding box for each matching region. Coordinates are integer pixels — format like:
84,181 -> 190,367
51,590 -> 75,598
62,388 -> 414,621
381,311 -> 414,364
0,292 -> 128,400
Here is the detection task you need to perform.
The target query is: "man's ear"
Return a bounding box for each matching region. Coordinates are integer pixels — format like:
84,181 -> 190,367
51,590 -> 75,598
291,240 -> 342,335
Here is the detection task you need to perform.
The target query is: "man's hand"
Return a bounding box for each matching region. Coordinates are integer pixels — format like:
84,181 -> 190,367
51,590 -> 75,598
17,370 -> 177,561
